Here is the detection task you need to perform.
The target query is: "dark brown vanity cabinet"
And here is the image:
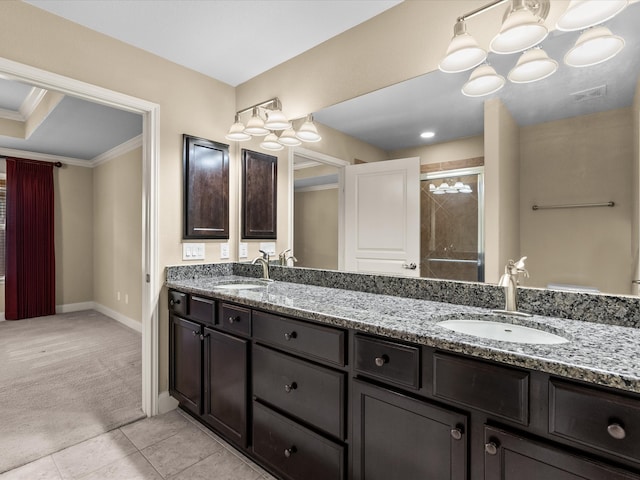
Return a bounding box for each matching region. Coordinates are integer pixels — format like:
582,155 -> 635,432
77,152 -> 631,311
168,315 -> 202,416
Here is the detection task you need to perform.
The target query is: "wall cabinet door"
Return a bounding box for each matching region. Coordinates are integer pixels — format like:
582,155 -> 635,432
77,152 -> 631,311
352,379 -> 468,480
202,327 -> 248,447
484,426 -> 640,480
169,315 -> 202,415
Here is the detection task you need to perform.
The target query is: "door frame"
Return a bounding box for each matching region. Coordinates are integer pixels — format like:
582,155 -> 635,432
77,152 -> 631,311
0,56 -> 161,416
287,147 -> 349,270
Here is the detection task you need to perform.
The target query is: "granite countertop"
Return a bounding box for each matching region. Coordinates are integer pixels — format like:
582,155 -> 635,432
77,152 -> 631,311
166,275 -> 640,394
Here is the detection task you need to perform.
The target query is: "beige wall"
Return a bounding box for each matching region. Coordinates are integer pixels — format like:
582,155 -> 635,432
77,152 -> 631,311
294,188 -> 339,269
94,148 -> 143,322
392,135 -> 484,164
520,108 -> 633,294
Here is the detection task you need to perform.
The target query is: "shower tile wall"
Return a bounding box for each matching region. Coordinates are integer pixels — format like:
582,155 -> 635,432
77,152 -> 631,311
421,174 -> 479,281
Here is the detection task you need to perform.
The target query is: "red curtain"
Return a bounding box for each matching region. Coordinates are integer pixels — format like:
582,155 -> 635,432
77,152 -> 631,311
5,158 -> 56,320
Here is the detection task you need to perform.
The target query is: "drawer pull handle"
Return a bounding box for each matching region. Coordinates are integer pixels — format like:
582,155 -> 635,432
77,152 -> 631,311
485,442 -> 499,456
284,382 -> 298,393
284,331 -> 297,341
228,316 -> 239,324
284,446 -> 297,458
169,298 -> 181,306
607,422 -> 626,440
450,426 -> 464,441
374,355 -> 389,367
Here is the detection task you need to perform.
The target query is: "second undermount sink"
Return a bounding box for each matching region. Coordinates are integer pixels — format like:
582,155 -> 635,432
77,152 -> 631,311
437,319 -> 569,345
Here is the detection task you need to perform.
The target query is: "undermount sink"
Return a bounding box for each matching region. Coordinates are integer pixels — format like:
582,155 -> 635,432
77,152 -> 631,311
213,282 -> 267,290
437,319 -> 569,345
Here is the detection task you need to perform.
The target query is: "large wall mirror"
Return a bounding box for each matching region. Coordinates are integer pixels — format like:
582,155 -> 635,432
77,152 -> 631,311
291,3 -> 640,296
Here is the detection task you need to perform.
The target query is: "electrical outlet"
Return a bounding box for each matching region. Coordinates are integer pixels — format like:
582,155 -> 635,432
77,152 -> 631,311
117,291 -> 121,301
259,242 -> 276,256
239,242 -> 248,258
220,243 -> 230,259
125,294 -> 129,305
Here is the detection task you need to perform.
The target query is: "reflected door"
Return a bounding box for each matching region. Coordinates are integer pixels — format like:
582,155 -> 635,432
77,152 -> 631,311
421,168 -> 484,281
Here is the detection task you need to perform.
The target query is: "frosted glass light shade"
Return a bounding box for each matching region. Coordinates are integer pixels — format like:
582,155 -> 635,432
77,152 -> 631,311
490,5 -> 548,54
557,0 -> 628,31
225,120 -> 251,141
264,109 -> 291,130
278,128 -> 301,146
260,133 -> 284,151
508,48 -> 558,83
244,108 -> 269,136
439,20 -> 487,73
462,65 -> 505,97
296,115 -> 322,142
564,27 -> 624,67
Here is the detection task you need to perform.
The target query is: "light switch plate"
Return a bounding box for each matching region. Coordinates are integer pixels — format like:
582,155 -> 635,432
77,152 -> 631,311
260,242 -> 276,256
220,243 -> 230,259
239,242 -> 248,258
183,242 -> 205,261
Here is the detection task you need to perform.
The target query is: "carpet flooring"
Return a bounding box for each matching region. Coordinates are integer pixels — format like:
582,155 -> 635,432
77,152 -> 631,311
0,310 -> 145,473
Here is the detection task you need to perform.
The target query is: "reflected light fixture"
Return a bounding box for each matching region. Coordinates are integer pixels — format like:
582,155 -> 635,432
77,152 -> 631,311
263,98 -> 292,130
429,180 -> 472,194
508,47 -> 558,83
564,26 -> 625,67
260,133 -> 284,151
556,0 -> 628,31
462,64 -> 505,97
225,114 -> 251,141
278,128 -> 302,146
296,115 -> 322,142
489,0 -> 548,54
244,107 -> 270,136
439,19 -> 487,73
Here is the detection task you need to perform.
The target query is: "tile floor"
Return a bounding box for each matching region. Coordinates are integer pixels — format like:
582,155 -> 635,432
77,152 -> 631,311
0,409 -> 278,480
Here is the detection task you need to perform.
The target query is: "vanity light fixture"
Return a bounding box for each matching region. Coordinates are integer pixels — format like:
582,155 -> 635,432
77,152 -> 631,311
556,0 -> 628,31
296,115 -> 322,143
439,19 -> 487,73
564,26 -> 625,67
263,98 -> 292,130
462,64 -> 505,97
225,114 -> 251,141
489,0 -> 549,54
243,107 -> 270,136
508,47 -> 558,83
429,180 -> 473,194
277,128 -> 302,146
260,133 -> 284,151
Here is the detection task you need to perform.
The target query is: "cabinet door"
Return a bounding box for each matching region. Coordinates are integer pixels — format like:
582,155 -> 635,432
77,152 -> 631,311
169,315 -> 202,415
484,426 -> 640,480
202,327 -> 248,447
352,379 -> 467,480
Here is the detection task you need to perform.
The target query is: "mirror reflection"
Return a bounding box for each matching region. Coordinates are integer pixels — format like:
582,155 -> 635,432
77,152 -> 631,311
292,3 -> 640,296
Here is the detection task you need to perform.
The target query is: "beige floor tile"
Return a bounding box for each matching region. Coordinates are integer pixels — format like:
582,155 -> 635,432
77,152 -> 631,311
0,456 -> 62,480
52,430 -> 137,480
121,410 -> 192,450
78,452 -> 162,480
168,449 -> 263,480
141,424 -> 223,478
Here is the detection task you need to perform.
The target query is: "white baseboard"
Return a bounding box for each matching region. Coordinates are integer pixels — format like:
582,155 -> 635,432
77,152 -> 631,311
158,390 -> 179,415
93,303 -> 143,333
56,301 -> 96,313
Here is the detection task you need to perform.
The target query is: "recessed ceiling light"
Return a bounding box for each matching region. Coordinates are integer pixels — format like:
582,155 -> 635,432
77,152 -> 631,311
420,131 -> 435,139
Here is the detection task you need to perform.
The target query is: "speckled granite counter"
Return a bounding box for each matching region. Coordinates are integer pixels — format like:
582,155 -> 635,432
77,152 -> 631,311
166,272 -> 640,395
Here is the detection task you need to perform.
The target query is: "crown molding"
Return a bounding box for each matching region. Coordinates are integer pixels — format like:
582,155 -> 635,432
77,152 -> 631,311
294,182 -> 339,192
20,87 -> 47,119
91,134 -> 143,167
0,146 -> 89,167
293,159 -> 321,170
0,107 -> 24,122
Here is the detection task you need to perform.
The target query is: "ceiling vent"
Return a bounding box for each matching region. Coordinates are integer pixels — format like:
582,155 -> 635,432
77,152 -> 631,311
571,85 -> 607,102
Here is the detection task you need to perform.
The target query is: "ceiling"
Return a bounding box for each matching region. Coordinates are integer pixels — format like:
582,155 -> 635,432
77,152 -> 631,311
314,2 -> 640,152
0,0 -> 401,162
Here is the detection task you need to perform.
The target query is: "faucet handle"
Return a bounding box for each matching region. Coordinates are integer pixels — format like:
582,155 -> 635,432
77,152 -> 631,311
259,249 -> 269,260
514,256 -> 527,269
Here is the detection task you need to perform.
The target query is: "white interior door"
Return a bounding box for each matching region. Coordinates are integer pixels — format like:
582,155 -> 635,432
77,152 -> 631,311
344,157 -> 420,276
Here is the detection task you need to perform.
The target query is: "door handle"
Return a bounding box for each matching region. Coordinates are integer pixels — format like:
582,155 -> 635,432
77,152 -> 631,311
402,262 -> 417,270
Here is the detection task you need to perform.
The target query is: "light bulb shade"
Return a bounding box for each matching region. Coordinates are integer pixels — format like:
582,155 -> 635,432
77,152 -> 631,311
264,109 -> 292,130
296,116 -> 322,142
244,109 -> 269,136
508,48 -> 558,83
225,121 -> 251,141
462,65 -> 505,97
278,128 -> 302,146
439,20 -> 487,73
490,5 -> 549,54
564,27 -> 624,67
557,0 -> 628,31
260,133 -> 284,151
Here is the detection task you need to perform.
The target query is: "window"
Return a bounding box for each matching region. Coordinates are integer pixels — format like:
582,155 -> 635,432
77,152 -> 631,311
0,173 -> 5,281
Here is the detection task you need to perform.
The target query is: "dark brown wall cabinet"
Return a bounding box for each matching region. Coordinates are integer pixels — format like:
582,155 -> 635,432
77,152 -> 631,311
242,149 -> 277,239
183,135 -> 229,239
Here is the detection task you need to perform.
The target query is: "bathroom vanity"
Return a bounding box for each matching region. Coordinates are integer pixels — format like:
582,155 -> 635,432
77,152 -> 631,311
166,265 -> 640,480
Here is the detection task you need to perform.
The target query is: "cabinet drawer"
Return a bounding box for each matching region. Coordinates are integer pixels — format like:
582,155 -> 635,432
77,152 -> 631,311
549,379 -> 640,464
354,335 -> 420,389
253,402 -> 345,480
253,311 -> 346,366
433,353 -> 529,425
190,295 -> 215,326
253,345 -> 345,439
168,290 -> 187,317
218,303 -> 251,336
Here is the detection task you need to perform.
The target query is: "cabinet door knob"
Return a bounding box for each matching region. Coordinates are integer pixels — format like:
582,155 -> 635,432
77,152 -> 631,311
169,298 -> 181,306
284,331 -> 297,341
284,382 -> 298,393
374,355 -> 389,367
228,316 -> 238,324
450,426 -> 464,441
485,442 -> 499,456
284,446 -> 297,458
607,422 -> 626,440
192,330 -> 199,337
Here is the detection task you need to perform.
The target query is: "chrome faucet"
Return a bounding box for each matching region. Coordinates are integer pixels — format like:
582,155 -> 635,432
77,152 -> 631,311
278,248 -> 298,267
493,256 -> 532,317
252,250 -> 270,280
